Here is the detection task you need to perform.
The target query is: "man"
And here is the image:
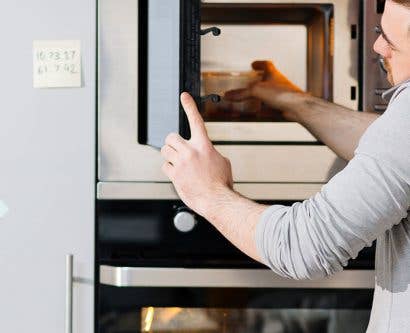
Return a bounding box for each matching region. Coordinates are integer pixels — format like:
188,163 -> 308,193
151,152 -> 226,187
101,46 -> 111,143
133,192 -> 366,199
160,0 -> 410,331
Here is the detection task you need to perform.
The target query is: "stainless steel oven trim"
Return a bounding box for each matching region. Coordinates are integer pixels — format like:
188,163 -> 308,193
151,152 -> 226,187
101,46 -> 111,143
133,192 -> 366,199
206,122 -> 317,142
98,143 -> 344,183
100,266 -> 375,289
98,0 -> 356,183
97,182 -> 325,200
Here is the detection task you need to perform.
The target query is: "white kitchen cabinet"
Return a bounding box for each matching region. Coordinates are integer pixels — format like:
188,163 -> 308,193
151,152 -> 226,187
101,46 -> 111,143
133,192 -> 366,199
0,1 -> 95,332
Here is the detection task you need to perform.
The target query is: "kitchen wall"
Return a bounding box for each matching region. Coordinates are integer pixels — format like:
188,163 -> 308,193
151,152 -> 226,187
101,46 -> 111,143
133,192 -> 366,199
0,1 -> 95,332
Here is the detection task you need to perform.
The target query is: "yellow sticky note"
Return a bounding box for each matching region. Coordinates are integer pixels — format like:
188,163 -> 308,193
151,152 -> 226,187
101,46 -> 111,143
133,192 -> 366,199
33,40 -> 81,88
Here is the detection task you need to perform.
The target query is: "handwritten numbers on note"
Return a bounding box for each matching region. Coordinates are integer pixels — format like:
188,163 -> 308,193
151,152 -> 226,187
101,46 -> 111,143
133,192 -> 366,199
33,40 -> 81,88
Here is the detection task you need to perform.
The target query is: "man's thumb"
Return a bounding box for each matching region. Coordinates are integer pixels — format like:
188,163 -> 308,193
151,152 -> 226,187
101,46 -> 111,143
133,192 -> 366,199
224,88 -> 253,101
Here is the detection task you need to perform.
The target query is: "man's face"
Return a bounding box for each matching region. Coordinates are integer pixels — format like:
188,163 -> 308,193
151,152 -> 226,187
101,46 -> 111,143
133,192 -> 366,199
373,0 -> 410,85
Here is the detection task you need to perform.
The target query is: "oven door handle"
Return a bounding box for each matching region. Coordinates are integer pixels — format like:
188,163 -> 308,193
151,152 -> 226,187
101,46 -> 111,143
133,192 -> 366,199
100,266 -> 375,289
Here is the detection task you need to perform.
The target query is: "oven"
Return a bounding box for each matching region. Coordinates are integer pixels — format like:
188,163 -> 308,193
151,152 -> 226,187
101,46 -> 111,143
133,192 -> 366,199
96,200 -> 375,332
97,0 -> 389,200
96,1 -> 388,332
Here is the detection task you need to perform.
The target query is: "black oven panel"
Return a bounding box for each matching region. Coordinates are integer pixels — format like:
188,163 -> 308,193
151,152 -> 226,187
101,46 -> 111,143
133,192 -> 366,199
97,200 -> 260,268
97,200 -> 375,269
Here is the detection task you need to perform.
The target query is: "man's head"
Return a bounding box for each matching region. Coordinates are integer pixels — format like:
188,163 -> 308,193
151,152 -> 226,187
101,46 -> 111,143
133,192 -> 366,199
373,0 -> 410,85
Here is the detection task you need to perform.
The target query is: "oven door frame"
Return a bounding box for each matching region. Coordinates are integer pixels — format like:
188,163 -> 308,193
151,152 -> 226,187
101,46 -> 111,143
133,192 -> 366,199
100,266 -> 375,289
97,0 -> 358,186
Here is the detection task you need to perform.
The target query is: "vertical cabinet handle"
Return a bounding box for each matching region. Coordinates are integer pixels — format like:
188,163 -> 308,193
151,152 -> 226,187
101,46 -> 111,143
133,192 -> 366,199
65,254 -> 73,333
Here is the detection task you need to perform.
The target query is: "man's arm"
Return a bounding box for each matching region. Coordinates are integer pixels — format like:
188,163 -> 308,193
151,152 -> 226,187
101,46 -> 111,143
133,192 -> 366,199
162,92 -> 409,280
225,61 -> 380,161
199,187 -> 268,263
205,153 -> 409,280
267,93 -> 379,161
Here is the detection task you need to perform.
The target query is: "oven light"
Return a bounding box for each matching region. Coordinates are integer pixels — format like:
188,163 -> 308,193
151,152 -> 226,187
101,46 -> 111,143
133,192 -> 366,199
160,307 -> 183,323
143,306 -> 154,332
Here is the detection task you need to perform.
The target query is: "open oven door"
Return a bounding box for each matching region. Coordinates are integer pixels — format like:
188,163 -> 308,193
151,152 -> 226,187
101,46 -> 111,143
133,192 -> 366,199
139,0 -> 201,148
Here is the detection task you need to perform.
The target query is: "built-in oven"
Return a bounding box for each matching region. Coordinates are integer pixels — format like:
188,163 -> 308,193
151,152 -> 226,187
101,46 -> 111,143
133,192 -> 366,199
96,1 -> 389,332
97,0 -> 389,201
96,200 -> 375,333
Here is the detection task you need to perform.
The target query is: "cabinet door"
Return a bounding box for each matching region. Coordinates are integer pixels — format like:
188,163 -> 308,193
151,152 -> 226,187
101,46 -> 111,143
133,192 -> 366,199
0,0 -> 95,332
140,0 -> 201,148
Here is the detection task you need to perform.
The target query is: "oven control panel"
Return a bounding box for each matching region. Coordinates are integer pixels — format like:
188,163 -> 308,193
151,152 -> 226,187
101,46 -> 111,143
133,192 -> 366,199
174,208 -> 197,233
97,200 -> 375,269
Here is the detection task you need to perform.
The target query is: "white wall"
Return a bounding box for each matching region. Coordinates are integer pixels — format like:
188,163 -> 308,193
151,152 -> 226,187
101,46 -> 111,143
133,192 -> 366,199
0,1 -> 95,332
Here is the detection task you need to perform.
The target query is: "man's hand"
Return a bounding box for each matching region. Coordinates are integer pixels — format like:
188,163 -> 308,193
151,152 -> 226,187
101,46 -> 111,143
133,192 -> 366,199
225,60 -> 379,161
161,94 -> 266,264
161,92 -> 233,217
225,61 -> 305,122
161,92 -> 269,264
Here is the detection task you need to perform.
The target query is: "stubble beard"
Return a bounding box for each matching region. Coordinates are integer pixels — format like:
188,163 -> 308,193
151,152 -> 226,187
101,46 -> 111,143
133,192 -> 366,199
384,58 -> 395,85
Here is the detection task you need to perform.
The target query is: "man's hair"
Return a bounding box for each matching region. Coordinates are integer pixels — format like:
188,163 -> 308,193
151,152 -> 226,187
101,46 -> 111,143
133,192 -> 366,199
392,0 -> 410,8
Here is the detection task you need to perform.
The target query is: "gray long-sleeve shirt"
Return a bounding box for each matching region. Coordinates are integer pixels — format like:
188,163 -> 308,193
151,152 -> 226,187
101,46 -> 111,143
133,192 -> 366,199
256,81 -> 410,333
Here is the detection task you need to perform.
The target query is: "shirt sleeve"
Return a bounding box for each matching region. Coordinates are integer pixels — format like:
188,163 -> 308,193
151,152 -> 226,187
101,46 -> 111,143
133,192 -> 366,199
255,89 -> 410,280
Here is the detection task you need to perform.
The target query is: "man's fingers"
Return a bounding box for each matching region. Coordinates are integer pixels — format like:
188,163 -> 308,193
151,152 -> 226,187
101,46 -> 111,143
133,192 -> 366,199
252,61 -> 303,92
161,162 -> 174,180
252,60 -> 276,71
180,92 -> 208,141
165,132 -> 186,151
224,88 -> 253,101
161,145 -> 178,164
226,84 -> 271,103
252,60 -> 276,80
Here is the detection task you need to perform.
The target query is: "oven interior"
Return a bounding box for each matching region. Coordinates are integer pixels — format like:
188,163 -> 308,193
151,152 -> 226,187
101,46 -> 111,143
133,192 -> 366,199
99,285 -> 372,333
200,3 -> 334,122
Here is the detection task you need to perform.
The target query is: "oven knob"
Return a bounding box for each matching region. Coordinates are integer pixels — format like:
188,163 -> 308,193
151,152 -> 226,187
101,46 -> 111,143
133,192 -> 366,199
173,210 -> 197,233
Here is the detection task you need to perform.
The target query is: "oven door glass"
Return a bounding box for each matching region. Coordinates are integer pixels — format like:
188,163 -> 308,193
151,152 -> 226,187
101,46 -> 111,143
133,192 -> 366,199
140,0 -> 200,148
200,3 -> 334,144
98,283 -> 373,333
139,307 -> 370,333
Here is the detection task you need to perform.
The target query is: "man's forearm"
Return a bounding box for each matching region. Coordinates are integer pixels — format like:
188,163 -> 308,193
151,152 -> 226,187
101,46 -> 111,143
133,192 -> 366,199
202,187 -> 268,263
283,94 -> 380,160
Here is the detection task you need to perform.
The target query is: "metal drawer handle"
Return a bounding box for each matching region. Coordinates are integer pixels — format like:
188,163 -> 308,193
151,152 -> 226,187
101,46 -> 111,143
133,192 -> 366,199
99,266 -> 375,289
65,254 -> 73,333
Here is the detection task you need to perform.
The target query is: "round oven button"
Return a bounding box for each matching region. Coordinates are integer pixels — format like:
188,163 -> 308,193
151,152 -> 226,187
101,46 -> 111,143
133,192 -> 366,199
173,211 -> 197,233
